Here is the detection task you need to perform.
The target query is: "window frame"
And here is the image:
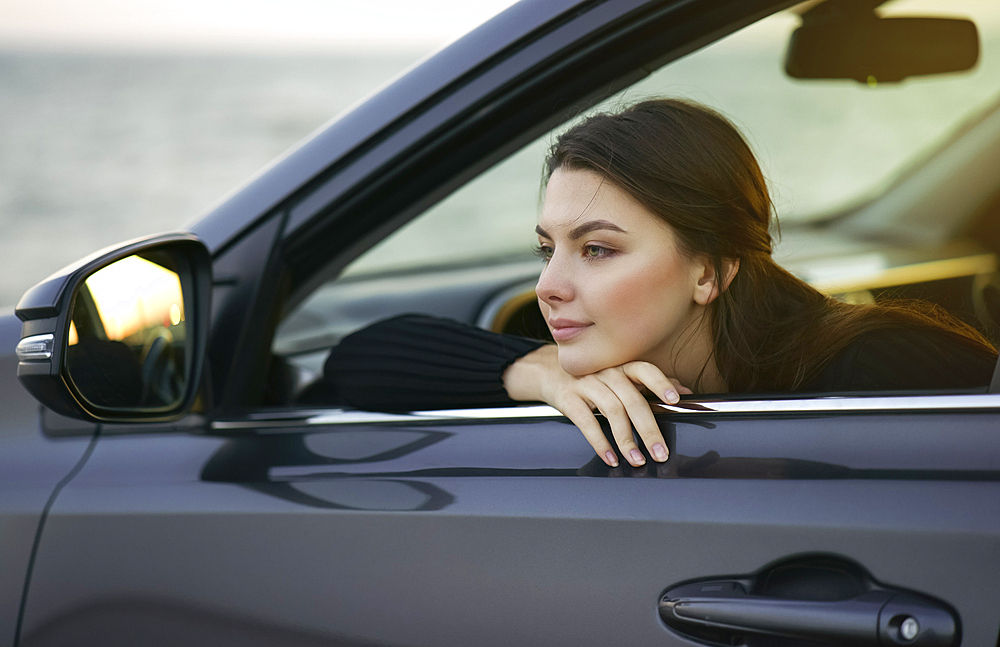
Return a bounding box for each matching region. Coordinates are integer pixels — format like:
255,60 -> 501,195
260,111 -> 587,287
262,0 -> 1000,415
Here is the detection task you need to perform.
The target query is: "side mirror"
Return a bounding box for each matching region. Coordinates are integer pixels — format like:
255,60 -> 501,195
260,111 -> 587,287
785,13 -> 979,84
15,234 -> 211,423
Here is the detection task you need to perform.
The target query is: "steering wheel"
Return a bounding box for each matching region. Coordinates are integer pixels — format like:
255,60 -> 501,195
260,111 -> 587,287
140,327 -> 182,406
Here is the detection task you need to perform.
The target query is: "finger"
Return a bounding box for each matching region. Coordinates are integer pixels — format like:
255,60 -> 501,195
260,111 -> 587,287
597,369 -> 669,462
584,383 -> 646,467
558,395 -> 620,467
622,361 -> 688,404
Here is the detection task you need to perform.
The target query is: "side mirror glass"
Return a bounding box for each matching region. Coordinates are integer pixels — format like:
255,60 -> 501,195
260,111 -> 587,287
15,235 -> 211,422
785,15 -> 979,84
66,252 -> 189,410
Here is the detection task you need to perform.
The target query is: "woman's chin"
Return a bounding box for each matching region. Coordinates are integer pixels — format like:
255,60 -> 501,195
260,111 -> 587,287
556,349 -> 615,377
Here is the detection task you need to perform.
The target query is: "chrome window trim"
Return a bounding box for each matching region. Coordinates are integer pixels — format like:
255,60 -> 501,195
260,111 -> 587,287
650,393 -> 1000,415
211,393 -> 1000,430
411,394 -> 1000,419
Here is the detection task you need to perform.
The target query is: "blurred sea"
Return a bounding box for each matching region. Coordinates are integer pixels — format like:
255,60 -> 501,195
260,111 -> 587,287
0,50 -> 423,307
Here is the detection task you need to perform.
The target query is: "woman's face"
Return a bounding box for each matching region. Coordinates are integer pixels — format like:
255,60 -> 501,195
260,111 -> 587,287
535,168 -> 713,378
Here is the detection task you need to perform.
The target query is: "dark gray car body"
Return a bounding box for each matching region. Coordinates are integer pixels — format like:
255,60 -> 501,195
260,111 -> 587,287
2,0 -> 999,645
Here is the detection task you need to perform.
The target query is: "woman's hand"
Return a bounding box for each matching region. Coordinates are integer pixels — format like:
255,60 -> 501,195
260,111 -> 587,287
502,344 -> 691,467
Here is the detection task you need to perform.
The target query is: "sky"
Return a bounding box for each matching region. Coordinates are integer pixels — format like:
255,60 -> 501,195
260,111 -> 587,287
0,0 -> 523,52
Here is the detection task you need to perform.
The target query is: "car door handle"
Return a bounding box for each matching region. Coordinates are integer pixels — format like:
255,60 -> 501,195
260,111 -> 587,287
659,581 -> 958,646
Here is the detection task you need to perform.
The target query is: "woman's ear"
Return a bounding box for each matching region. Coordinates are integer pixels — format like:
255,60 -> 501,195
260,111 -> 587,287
693,258 -> 739,306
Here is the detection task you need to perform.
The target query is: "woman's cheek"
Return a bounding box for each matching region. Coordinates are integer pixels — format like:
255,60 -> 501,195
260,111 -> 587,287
598,263 -> 653,321
605,258 -> 687,353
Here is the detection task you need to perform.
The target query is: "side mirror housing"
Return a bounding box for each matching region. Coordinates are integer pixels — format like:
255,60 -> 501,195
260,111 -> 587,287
15,234 -> 212,423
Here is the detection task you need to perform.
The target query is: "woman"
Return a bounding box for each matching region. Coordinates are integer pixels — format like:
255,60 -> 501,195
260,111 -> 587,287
313,99 -> 997,468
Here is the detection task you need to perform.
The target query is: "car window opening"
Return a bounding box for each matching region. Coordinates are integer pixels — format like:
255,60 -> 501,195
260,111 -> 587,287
269,0 -> 1000,423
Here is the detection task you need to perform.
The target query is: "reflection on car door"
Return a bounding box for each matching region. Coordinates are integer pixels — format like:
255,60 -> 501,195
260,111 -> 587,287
17,400 -> 1000,646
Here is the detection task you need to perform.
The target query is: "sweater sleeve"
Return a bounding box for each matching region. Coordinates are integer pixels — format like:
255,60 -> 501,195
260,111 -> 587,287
301,314 -> 548,411
801,326 -> 997,393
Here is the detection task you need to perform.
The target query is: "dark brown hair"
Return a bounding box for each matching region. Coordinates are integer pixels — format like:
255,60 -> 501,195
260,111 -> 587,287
545,98 -> 995,392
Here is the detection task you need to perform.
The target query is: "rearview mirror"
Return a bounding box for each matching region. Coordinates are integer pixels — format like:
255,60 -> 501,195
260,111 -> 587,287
15,234 -> 211,422
785,15 -> 979,84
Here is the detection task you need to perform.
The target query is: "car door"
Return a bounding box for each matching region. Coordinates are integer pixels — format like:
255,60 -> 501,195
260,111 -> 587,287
14,0 -> 1000,645
15,400 -> 1000,646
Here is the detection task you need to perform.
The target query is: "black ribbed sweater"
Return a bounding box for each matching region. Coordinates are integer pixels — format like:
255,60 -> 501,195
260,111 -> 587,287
306,314 -> 996,410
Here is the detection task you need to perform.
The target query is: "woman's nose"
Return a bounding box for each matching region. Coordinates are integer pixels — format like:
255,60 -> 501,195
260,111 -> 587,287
535,256 -> 573,305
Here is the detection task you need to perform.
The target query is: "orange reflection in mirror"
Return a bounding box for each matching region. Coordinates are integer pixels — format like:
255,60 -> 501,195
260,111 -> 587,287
84,256 -> 184,342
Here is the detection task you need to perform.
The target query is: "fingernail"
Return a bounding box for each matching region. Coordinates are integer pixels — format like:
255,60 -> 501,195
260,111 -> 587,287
605,451 -> 618,467
664,389 -> 679,404
629,449 -> 645,466
652,443 -> 668,462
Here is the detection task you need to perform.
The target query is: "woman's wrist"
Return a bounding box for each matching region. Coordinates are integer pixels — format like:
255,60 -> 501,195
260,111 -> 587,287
502,343 -> 559,402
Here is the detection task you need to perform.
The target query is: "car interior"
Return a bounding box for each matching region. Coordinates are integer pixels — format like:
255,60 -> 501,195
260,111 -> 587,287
270,0 -> 1000,406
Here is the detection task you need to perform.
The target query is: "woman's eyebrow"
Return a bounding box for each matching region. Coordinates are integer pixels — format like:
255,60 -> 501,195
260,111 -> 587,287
536,220 -> 627,240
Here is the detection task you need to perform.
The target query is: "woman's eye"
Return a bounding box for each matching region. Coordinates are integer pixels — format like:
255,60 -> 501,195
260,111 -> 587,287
533,244 -> 553,261
584,245 -> 609,259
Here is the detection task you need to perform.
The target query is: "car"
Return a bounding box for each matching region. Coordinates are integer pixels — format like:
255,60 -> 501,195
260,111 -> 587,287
3,0 -> 1000,645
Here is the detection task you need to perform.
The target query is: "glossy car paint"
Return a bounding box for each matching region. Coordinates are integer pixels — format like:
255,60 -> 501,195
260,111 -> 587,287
0,315 -> 96,647
13,410 -> 1000,645
3,0 -> 1000,645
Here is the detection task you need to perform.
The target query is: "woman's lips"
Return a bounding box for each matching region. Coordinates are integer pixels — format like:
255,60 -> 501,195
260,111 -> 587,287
548,318 -> 592,342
